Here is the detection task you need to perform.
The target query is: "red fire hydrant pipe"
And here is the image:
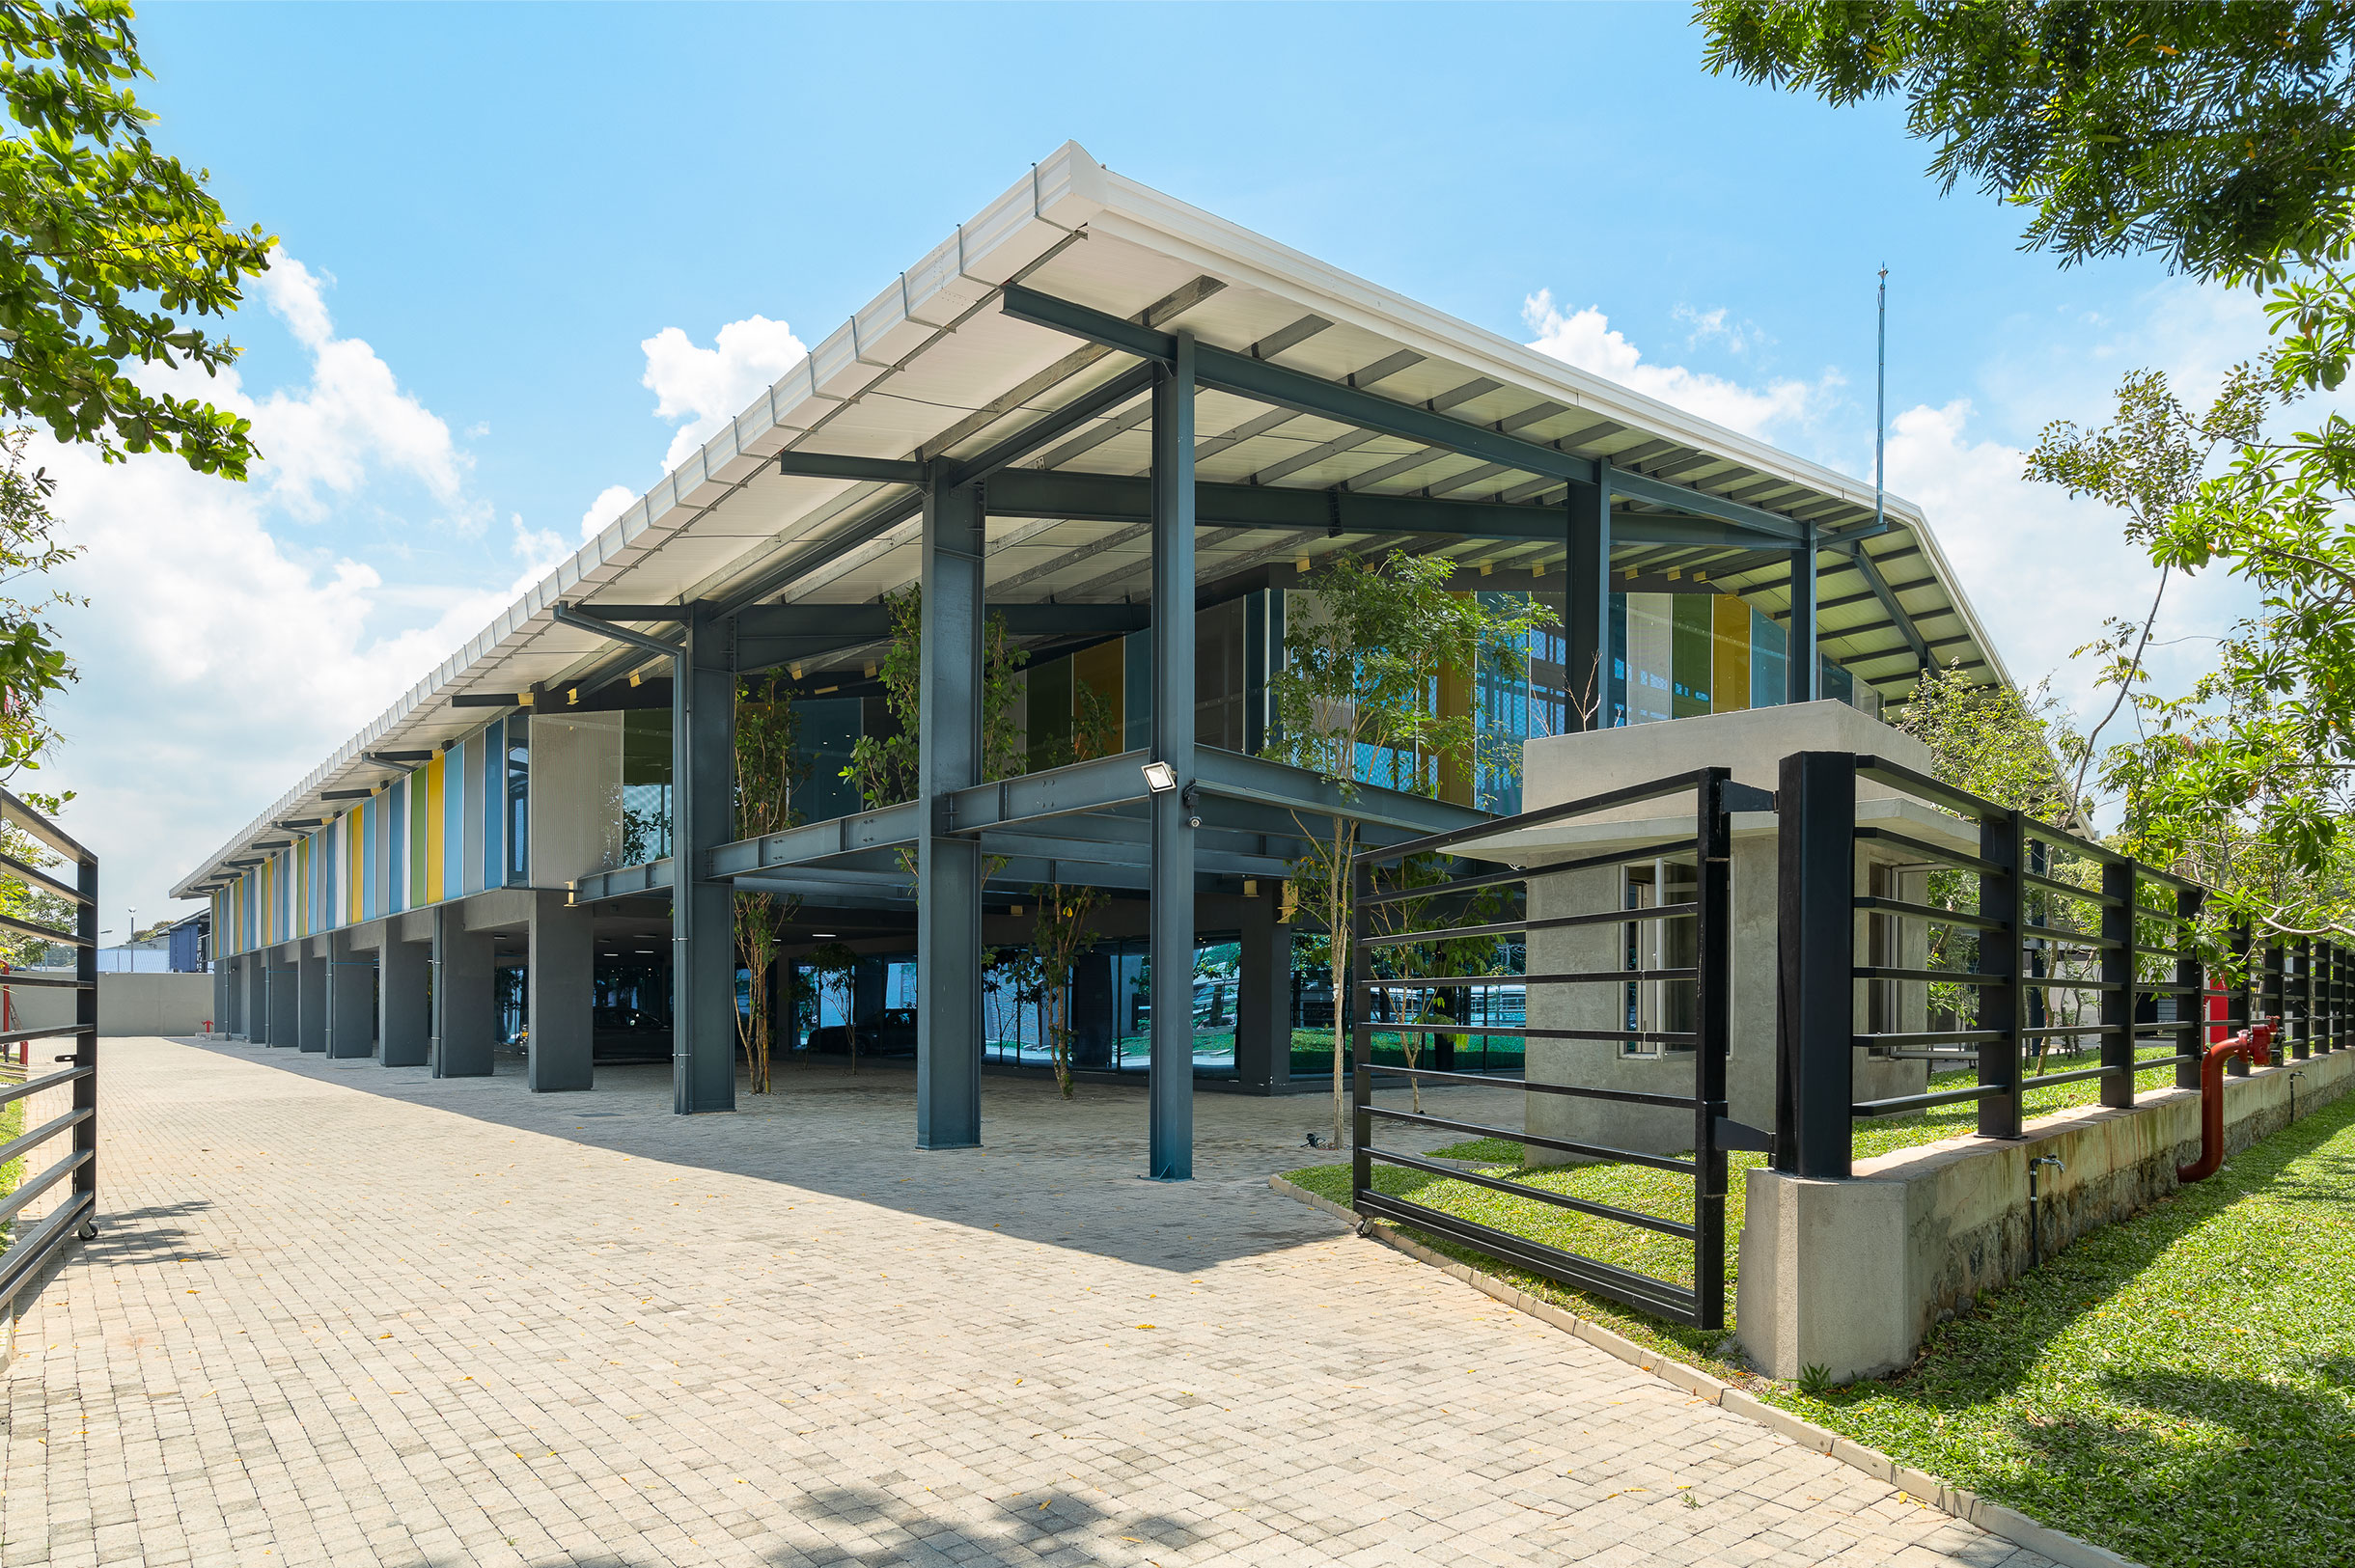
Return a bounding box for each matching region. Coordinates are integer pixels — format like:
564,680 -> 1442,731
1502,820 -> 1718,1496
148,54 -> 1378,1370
2176,1020 -> 2276,1183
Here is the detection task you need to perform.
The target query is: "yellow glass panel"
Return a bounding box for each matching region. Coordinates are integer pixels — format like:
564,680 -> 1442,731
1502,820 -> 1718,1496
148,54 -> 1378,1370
1711,595 -> 1752,714
426,755 -> 446,905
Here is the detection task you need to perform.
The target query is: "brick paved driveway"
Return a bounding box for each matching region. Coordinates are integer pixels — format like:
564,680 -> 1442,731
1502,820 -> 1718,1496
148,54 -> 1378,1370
1,1037 -> 2050,1568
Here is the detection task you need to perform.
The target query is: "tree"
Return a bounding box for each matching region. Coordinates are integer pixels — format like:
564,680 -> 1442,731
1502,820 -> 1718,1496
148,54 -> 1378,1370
1025,683 -> 1120,1098
732,677 -> 806,1093
0,426 -> 73,777
805,941 -> 860,1071
1697,1 -> 2355,280
1700,0 -> 2355,946
1264,549 -> 1556,1148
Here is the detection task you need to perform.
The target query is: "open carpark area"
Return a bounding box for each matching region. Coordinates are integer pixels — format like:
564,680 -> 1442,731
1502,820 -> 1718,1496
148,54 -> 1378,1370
0,1034 -> 2063,1568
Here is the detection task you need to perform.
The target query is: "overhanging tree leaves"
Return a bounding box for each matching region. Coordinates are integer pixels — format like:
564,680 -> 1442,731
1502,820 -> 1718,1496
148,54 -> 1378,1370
0,2 -> 273,475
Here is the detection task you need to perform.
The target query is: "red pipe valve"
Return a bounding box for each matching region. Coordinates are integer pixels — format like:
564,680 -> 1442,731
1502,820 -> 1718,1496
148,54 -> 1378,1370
2177,1020 -> 2276,1184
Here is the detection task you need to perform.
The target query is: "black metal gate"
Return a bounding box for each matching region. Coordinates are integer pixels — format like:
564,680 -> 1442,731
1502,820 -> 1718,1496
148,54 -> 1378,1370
0,784 -> 98,1316
1347,768 -> 1764,1330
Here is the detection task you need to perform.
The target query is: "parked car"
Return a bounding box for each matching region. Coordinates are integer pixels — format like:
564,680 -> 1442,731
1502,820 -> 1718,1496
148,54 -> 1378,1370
594,1005 -> 671,1063
804,1006 -> 918,1059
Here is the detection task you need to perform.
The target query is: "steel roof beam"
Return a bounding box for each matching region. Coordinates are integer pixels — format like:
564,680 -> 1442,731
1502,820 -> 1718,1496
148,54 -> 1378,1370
1001,285 -> 1814,545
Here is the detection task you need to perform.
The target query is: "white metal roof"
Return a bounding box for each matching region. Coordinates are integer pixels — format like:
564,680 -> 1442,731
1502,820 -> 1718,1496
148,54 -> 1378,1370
172,141 -> 2009,900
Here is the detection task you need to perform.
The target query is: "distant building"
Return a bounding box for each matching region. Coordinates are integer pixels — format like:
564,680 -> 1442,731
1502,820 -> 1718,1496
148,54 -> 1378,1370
166,911 -> 210,974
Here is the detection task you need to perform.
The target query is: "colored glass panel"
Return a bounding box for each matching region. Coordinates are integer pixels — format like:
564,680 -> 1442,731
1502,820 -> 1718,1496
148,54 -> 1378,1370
1671,595 -> 1712,718
1625,592 -> 1674,725
1710,595 -> 1751,714
425,754 -> 446,904
1750,606 -> 1787,709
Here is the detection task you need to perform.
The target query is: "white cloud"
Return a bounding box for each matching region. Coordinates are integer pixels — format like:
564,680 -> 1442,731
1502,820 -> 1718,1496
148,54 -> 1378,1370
639,315 -> 808,472
1522,289 -> 1835,439
577,482 -> 638,541
243,252 -> 475,525
32,252 -> 525,934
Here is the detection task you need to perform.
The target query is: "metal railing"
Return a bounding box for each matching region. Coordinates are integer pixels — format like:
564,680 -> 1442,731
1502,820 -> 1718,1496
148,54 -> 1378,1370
1348,767 -> 1767,1331
1778,751 -> 2216,1178
0,784 -> 97,1316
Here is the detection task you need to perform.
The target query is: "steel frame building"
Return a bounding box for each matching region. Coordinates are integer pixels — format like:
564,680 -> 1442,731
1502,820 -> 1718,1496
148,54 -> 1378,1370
173,143 -> 2008,1177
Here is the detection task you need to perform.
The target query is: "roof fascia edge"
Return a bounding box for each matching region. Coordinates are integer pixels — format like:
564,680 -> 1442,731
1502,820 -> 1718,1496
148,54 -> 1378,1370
1076,171 -> 1923,532
172,143 -> 1119,899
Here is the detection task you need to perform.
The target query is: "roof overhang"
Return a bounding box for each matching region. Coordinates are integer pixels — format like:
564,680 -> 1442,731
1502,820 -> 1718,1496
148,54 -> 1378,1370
173,141 -> 2010,899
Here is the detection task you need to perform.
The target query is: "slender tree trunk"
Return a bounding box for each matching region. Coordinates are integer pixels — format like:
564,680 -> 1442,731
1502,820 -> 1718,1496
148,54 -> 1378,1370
1329,813 -> 1348,1152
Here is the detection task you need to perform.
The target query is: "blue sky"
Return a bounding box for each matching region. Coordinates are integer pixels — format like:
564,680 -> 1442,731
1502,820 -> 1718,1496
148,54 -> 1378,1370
44,2 -> 2263,929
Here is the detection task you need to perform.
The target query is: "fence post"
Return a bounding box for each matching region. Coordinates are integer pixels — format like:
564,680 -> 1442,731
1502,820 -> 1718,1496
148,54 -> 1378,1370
1774,751 -> 1855,1178
73,845 -> 97,1215
1693,769 -> 1732,1324
2297,936 -> 2314,1059
2100,860 -> 2135,1110
2333,939 -> 2343,1053
1974,805 -> 2025,1139
1350,855 -> 1372,1203
2226,923 -> 2253,1077
2175,886 -> 2205,1091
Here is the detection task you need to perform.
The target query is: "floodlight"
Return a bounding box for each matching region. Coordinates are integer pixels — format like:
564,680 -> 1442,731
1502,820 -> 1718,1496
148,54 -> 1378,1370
1141,760 -> 1178,793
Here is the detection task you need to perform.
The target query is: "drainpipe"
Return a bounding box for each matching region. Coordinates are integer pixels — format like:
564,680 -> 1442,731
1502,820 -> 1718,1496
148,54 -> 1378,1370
2177,1019 -> 2277,1183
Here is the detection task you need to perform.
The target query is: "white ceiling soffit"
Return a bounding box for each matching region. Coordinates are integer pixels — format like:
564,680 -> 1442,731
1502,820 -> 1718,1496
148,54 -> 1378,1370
172,140 -> 2009,898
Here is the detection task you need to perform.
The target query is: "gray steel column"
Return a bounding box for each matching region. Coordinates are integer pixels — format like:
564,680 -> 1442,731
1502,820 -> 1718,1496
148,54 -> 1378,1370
1149,334 -> 1197,1180
1787,537 -> 1819,704
377,925 -> 429,1066
673,606 -> 737,1114
430,904 -> 496,1077
528,889 -> 595,1092
268,951 -> 297,1047
916,472 -> 985,1150
1565,461 -> 1612,729
1233,888 -> 1292,1093
325,928 -> 374,1059
246,956 -> 268,1044
211,958 -> 228,1037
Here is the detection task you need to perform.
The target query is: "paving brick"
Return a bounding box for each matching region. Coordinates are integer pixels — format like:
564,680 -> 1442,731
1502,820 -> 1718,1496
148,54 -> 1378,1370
0,1038 -> 2041,1567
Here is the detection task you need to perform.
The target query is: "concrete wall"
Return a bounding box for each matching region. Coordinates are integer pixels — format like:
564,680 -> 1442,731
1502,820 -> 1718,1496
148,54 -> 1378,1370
3,972 -> 219,1037
1736,1049 -> 2355,1382
1511,702 -> 1939,1159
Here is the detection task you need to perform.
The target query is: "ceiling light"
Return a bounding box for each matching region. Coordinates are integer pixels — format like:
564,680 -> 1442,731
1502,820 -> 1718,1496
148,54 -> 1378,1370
790,663 -> 804,680
811,931 -> 836,938
1141,760 -> 1178,793
1479,563 -> 1493,577
1293,556 -> 1311,573
1243,879 -> 1259,897
1531,563 -> 1545,578
634,949 -> 652,954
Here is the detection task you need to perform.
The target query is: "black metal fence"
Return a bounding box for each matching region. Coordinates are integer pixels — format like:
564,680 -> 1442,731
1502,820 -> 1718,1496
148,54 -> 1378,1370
0,784 -> 97,1316
1777,751 -> 2212,1178
1348,767 -> 1767,1331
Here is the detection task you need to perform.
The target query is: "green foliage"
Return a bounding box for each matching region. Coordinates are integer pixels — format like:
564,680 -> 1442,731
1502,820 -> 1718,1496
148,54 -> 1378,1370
1889,660 -> 2075,821
1697,1 -> 2355,281
733,681 -> 807,1092
0,2 -> 274,476
1024,682 -> 1120,1099
843,584 -> 1030,810
1263,549 -> 1557,1147
804,940 -> 860,1071
0,426 -> 74,778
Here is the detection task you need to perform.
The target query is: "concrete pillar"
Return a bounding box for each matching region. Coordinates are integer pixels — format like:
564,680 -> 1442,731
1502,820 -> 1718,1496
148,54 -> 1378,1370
246,956 -> 269,1044
431,904 -> 497,1078
377,925 -> 429,1066
673,608 -> 735,1113
1148,338 -> 1197,1180
267,952 -> 297,1046
1234,892 -> 1292,1093
917,473 -> 984,1149
297,946 -> 328,1052
325,928 -> 374,1059
528,890 -> 594,1092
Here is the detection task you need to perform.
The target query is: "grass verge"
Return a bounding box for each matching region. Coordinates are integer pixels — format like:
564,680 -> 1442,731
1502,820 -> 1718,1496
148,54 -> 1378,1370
1771,1087 -> 2355,1568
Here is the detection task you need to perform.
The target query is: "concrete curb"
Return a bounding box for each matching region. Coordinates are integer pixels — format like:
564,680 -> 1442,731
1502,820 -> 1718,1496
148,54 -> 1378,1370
1266,1172 -> 2142,1568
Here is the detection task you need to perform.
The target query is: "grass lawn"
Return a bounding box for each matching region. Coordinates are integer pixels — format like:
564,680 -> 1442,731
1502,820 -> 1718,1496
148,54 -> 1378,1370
1774,1087 -> 2355,1568
1289,1087 -> 2355,1568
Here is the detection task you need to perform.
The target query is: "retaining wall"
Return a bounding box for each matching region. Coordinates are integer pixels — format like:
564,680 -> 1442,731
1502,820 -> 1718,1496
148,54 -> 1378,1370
1736,1049 -> 2355,1382
1,972 -> 217,1038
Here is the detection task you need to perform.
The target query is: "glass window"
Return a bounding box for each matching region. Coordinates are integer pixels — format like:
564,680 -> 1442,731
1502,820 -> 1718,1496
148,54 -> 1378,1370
481,718 -> 504,893
505,715 -> 529,885
1625,592 -> 1675,725
792,698 -> 861,823
1750,606 -> 1787,709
